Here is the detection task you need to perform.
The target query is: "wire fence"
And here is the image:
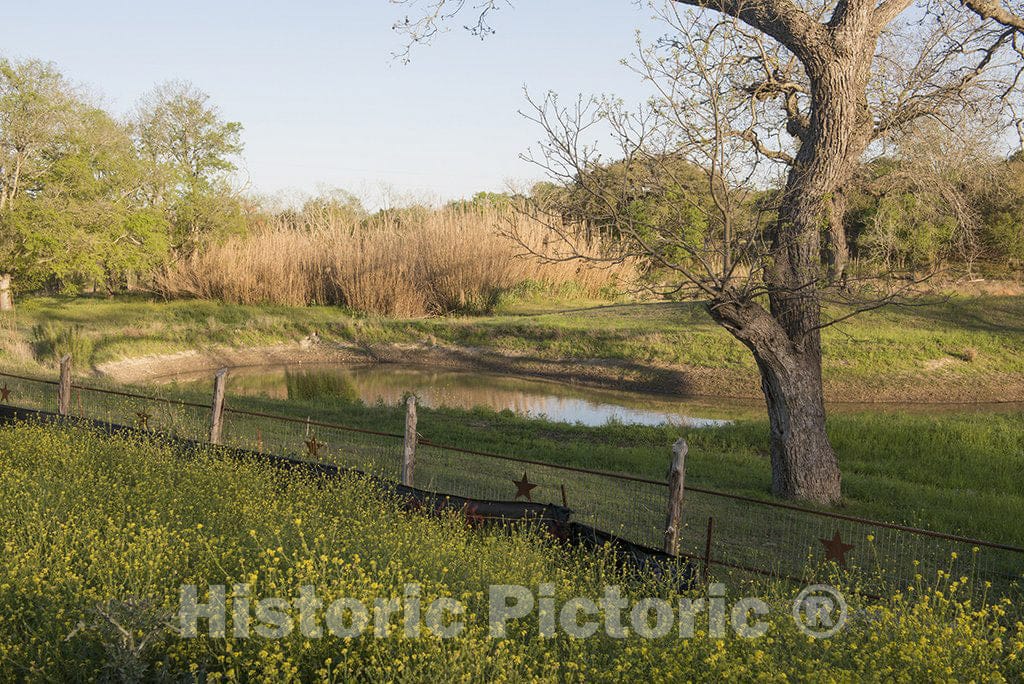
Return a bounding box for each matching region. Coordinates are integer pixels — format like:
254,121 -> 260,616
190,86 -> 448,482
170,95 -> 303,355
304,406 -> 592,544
0,366 -> 1021,601
415,440 -> 671,549
220,406 -> 406,479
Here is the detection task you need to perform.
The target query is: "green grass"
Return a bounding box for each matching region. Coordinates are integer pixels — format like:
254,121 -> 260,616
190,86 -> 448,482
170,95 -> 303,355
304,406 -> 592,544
0,423 -> 1020,680
4,364 -> 1021,547
5,295 -> 350,367
5,294 -> 1024,397
2,293 -> 1022,584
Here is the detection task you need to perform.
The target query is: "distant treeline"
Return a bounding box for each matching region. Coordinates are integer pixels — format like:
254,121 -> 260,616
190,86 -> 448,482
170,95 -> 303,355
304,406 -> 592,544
531,145 -> 1024,278
0,58 -> 250,299
1,56 -> 1021,313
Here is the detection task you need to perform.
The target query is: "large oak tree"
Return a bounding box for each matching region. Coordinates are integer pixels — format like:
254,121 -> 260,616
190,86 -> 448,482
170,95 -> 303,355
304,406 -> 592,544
393,0 -> 1024,503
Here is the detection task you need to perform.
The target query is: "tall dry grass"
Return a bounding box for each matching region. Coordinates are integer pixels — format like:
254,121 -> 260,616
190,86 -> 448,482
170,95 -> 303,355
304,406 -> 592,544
0,310 -> 33,363
156,207 -> 633,316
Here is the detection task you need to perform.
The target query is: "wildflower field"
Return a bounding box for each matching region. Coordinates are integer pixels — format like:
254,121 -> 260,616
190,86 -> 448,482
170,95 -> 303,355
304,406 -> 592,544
0,423 -> 1020,681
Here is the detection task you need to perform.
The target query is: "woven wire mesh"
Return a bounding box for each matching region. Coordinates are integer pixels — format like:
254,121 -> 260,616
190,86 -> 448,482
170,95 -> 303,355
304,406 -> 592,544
220,408 -> 404,479
0,371 -> 57,412
682,489 -> 1024,598
72,385 -> 211,441
416,442 -> 669,549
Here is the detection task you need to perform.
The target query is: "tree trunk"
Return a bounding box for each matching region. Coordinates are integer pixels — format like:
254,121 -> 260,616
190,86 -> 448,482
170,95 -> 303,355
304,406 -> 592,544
705,56 -> 874,505
825,191 -> 850,284
0,274 -> 13,311
709,298 -> 842,503
755,348 -> 840,502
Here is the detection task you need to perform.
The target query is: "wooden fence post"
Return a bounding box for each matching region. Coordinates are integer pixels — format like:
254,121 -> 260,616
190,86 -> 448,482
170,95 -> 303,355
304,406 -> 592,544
209,368 -> 228,445
401,396 -> 418,487
0,273 -> 13,311
663,437 -> 688,555
58,354 -> 72,416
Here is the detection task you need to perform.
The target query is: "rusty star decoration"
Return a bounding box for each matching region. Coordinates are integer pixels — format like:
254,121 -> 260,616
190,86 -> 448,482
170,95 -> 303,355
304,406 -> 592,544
820,531 -> 855,567
513,472 -> 538,501
0,384 -> 10,402
305,436 -> 325,458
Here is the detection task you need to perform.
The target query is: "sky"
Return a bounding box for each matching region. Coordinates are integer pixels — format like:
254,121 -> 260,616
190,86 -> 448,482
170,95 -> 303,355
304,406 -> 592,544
3,1 -> 668,208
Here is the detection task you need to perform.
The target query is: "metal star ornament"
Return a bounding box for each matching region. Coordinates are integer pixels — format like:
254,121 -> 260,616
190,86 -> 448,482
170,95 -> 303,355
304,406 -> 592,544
513,472 -> 538,501
0,384 -> 10,402
820,531 -> 855,567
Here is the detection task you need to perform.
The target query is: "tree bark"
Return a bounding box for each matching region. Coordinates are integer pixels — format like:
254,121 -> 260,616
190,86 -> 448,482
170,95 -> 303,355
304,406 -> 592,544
825,190 -> 849,283
707,53 -> 873,505
0,274 -> 13,311
755,349 -> 840,502
709,298 -> 842,503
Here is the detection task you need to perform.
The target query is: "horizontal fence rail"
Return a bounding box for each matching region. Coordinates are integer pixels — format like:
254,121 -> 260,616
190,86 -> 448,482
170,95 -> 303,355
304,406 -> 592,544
0,366 -> 1021,599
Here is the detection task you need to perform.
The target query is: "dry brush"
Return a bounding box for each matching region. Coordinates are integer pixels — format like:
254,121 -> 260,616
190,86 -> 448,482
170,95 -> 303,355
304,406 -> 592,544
156,206 -> 633,316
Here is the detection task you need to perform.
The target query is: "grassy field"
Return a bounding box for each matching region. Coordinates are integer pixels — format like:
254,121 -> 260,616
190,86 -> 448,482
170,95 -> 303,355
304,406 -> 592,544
0,423 -> 1019,680
205,392 -> 1024,593
208,393 -> 1024,546
3,293 -> 1023,551
5,292 -> 1024,401
2,293 -> 1024,545
3,360 -> 1021,551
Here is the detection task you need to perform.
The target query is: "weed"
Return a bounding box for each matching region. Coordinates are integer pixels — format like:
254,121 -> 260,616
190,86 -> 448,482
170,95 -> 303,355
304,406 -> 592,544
30,322 -> 94,366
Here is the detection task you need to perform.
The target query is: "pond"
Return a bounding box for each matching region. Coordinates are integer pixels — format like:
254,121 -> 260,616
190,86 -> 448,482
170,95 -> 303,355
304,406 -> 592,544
153,363 -> 749,428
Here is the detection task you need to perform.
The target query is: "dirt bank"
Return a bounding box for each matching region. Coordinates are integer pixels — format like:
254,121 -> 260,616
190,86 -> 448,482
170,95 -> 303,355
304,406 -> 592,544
97,339 -> 751,396
95,340 -> 1024,405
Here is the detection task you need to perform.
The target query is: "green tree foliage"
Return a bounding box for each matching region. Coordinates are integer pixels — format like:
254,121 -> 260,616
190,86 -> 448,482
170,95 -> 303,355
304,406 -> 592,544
134,80 -> 245,254
530,155 -> 758,277
0,61 -> 248,299
552,157 -> 715,244
298,188 -> 367,228
855,192 -> 958,271
0,58 -> 74,211
846,152 -> 1024,273
0,58 -> 76,299
446,190 -> 519,212
975,154 -> 1024,265
2,104 -> 170,293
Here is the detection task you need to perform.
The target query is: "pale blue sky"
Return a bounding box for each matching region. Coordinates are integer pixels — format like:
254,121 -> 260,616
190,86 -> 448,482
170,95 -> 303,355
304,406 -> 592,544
3,1 -> 666,207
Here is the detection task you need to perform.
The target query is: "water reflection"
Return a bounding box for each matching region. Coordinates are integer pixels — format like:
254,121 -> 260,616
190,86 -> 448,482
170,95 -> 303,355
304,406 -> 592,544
156,364 -> 738,428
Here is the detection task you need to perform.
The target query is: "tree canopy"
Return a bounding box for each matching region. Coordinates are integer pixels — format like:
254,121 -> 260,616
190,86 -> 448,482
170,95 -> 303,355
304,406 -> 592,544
0,63 -> 246,300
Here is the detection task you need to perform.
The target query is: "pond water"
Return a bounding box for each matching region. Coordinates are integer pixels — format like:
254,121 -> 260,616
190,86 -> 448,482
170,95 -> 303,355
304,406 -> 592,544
154,363 -> 747,428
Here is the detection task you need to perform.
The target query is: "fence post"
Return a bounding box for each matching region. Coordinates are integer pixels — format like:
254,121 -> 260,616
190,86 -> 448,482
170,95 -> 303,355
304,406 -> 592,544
401,396 -> 418,487
663,437 -> 688,555
209,368 -> 228,445
0,273 -> 13,311
58,354 -> 72,416
702,516 -> 715,585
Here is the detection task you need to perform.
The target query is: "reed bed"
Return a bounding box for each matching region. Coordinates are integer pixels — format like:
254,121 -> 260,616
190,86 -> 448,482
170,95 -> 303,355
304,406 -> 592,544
156,207 -> 633,315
